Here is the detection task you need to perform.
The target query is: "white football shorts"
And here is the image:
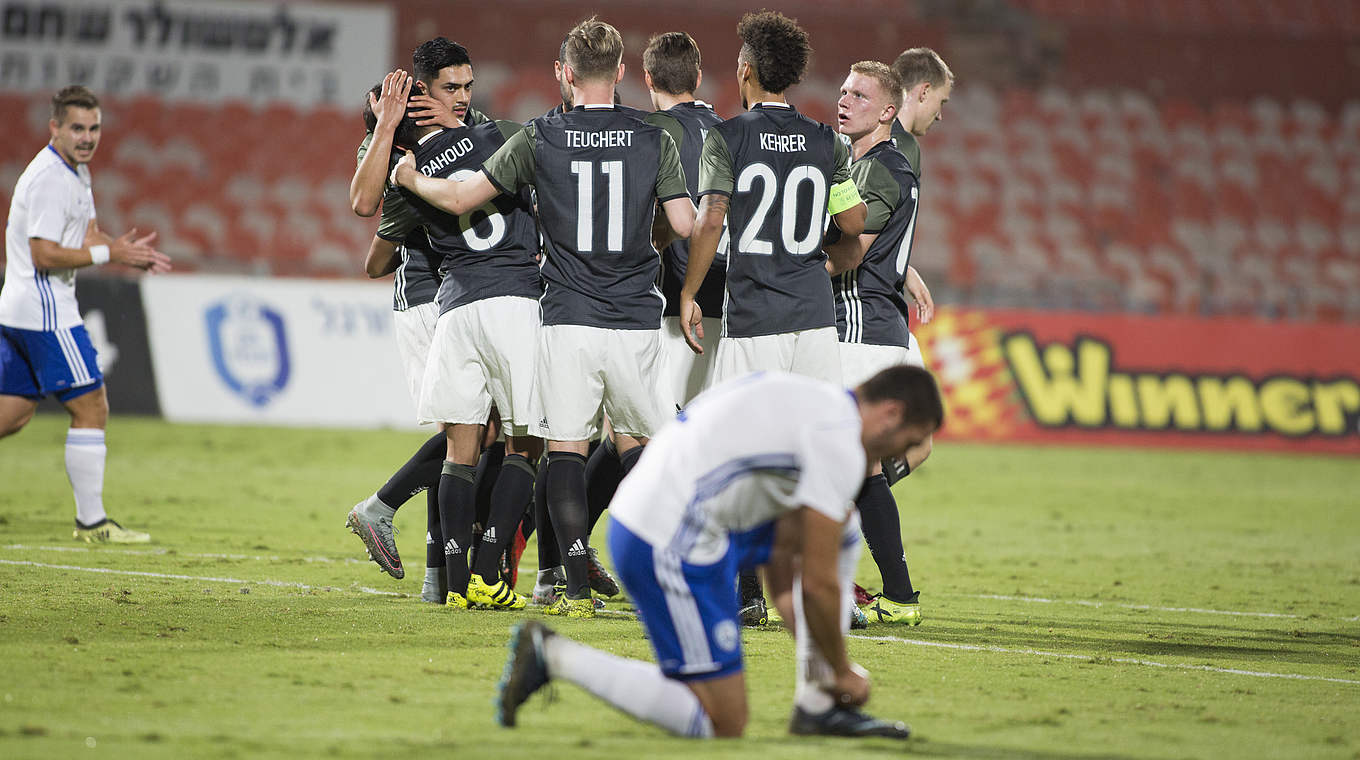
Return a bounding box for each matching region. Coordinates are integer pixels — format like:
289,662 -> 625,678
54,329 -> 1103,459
535,324 -> 665,441
711,326 -> 842,387
658,316 -> 721,414
392,300 -> 439,405
838,336 -> 925,389
417,296 -> 542,437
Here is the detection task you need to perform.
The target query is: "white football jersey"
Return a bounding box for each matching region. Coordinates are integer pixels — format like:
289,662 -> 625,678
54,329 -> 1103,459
0,145 -> 95,331
610,372 -> 865,565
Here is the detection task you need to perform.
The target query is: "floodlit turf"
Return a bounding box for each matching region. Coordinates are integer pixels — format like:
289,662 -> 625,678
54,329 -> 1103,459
1,414 -> 1357,759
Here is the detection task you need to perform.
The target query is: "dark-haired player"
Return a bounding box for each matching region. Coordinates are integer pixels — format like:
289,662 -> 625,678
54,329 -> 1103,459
1,85 -> 170,543
833,61 -> 936,626
395,17 -> 694,618
497,365 -> 941,739
677,10 -> 866,625
344,39 -> 495,601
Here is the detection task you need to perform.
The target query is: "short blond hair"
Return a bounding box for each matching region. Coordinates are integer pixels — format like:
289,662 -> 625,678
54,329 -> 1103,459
564,16 -> 624,83
890,47 -> 954,93
849,61 -> 902,105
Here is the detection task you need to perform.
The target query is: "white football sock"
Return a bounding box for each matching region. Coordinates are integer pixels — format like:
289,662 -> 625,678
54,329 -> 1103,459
361,493 -> 397,520
794,512 -> 863,714
543,634 -> 714,737
65,428 -> 107,526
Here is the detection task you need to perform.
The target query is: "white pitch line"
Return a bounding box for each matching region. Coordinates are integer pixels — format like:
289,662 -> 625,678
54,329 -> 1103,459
2,544 -> 368,566
3,558 -> 1355,687
849,633 -> 1360,686
0,558 -> 403,597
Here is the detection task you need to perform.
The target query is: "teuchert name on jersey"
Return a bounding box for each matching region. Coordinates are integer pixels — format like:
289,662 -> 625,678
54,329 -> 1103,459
566,130 -> 634,148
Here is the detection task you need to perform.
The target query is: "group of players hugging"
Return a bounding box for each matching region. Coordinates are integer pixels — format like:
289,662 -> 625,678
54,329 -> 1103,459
343,9 -> 954,739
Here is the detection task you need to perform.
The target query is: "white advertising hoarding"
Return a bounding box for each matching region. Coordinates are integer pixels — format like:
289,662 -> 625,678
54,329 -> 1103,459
141,274 -> 422,429
0,0 -> 392,106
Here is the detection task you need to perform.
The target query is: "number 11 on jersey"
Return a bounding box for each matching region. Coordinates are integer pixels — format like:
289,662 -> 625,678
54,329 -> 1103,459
570,159 -> 624,253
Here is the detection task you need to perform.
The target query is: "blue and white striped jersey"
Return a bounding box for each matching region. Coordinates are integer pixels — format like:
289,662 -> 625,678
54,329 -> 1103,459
609,372 -> 863,566
0,145 -> 95,331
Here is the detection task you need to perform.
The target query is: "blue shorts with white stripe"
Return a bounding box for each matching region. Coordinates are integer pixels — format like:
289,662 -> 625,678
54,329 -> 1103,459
608,516 -> 776,682
0,324 -> 103,402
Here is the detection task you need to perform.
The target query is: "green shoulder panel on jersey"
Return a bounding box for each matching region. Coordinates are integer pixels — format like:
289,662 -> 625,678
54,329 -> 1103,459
482,123 -> 538,196
890,120 -> 922,178
696,129 -> 734,197
654,131 -> 688,202
850,155 -> 902,234
644,111 -> 688,155
493,119 -> 524,142
831,135 -> 853,186
356,131 -> 374,165
376,185 -> 422,241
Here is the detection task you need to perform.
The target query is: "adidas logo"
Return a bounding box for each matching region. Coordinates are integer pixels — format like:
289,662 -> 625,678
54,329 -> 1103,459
426,531 -> 434,545
539,416 -> 549,427
482,526 -> 498,544
567,538 -> 587,557
444,538 -> 462,556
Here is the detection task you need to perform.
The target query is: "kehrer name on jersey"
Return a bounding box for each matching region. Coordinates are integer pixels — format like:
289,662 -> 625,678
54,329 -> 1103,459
760,133 -> 807,152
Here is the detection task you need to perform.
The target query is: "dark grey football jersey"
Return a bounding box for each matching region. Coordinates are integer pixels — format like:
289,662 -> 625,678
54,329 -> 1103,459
401,121 -> 542,315
698,103 -> 851,338
649,102 -> 727,319
484,105 -> 688,329
834,140 -> 919,347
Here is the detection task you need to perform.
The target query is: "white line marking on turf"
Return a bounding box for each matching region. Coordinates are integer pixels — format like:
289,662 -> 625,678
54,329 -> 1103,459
950,593 -> 1348,621
848,633 -> 1360,686
0,559 -> 404,596
4,558 -> 1355,687
2,544 -> 369,565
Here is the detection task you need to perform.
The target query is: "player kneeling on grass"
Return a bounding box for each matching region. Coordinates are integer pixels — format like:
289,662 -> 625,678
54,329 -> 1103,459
498,365 -> 943,738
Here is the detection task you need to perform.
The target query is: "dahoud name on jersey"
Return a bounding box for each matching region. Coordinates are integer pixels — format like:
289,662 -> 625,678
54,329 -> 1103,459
420,137 -> 476,175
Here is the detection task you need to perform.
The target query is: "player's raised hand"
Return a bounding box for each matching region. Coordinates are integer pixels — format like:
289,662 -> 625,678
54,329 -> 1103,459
409,93 -> 463,128
111,228 -> 171,273
905,264 -> 934,324
680,298 -> 705,354
390,149 -> 417,188
370,69 -> 413,134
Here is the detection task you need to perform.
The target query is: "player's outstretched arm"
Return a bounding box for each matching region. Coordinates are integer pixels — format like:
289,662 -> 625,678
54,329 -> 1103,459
792,507 -> 869,705
31,226 -> 169,273
391,151 -> 498,216
363,236 -> 400,278
678,193 -> 728,353
904,264 -> 934,323
350,69 -> 412,217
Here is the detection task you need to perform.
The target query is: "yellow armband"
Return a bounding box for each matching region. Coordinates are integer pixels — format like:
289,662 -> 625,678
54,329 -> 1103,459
827,179 -> 863,216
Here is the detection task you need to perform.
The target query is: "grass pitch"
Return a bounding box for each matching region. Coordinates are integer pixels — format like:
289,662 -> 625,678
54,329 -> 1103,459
1,414 -> 1357,759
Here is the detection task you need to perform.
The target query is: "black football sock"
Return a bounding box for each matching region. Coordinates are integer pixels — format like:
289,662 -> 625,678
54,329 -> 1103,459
534,453 -> 560,572
375,432 -> 445,509
473,453 -> 536,584
546,451 -> 590,598
474,441 -> 505,530
438,461 -> 477,597
585,437 -> 623,534
856,473 -> 915,602
425,485 -> 444,569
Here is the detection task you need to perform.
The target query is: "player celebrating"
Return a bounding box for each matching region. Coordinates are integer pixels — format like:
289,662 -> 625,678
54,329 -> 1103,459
393,17 -> 694,618
642,31 -> 727,411
0,85 -> 170,542
497,365 -> 942,738
395,82 -> 545,612
678,10 -> 867,625
833,61 -> 938,624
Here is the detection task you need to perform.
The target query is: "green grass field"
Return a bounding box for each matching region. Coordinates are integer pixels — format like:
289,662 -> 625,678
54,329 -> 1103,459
1,414 -> 1357,759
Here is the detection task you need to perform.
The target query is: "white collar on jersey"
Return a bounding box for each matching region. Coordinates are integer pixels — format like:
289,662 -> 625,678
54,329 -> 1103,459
417,129 -> 445,146
754,101 -> 792,108
582,103 -> 614,110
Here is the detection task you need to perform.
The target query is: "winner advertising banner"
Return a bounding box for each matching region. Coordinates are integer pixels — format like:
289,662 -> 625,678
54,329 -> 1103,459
915,309 -> 1360,454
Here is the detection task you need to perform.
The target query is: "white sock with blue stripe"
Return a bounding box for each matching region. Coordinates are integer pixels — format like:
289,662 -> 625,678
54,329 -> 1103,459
66,428 -> 107,526
543,634 -> 714,737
